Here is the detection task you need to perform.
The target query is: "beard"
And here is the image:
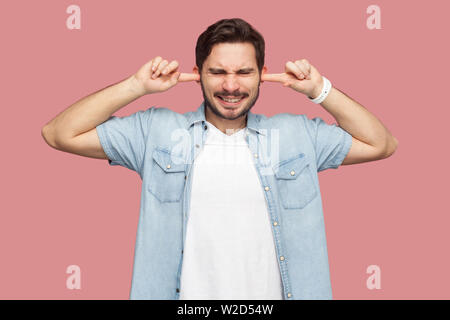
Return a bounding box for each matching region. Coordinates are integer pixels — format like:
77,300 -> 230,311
200,78 -> 260,121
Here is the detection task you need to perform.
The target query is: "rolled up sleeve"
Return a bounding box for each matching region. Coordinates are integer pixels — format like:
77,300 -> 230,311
96,107 -> 155,175
301,115 -> 352,172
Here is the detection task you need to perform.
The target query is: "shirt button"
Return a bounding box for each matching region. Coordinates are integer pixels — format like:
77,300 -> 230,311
273,221 -> 278,226
195,144 -> 200,148
176,288 -> 180,293
264,186 -> 270,191
166,164 -> 171,169
204,125 -> 207,130
290,170 -> 295,176
184,175 -> 187,180
254,153 -> 258,158
280,256 -> 285,261
287,293 -> 292,298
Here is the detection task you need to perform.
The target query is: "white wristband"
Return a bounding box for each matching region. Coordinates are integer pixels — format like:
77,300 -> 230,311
308,76 -> 332,104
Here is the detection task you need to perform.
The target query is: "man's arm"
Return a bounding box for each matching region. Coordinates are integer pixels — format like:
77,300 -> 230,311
314,85 -> 398,165
41,75 -> 144,155
262,59 -> 398,165
41,57 -> 198,159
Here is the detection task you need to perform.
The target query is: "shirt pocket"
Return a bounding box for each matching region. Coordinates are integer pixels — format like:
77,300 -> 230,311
273,153 -> 318,210
148,147 -> 186,203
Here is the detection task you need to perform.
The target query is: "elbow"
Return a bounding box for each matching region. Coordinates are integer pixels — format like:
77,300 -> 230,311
382,136 -> 399,158
41,125 -> 59,149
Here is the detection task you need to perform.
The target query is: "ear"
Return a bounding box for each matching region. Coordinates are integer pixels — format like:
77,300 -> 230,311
193,66 -> 201,84
260,65 -> 268,83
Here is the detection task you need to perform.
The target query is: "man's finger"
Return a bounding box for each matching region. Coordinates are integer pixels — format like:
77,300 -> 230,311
162,60 -> 179,75
261,73 -> 286,83
151,56 -> 162,73
178,73 -> 200,82
294,60 -> 310,80
286,61 -> 305,80
301,59 -> 311,73
152,60 -> 169,79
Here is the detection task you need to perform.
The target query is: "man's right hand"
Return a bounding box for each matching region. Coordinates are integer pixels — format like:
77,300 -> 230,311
132,57 -> 200,96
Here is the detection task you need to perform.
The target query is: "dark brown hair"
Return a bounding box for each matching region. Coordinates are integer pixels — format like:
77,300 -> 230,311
195,18 -> 265,74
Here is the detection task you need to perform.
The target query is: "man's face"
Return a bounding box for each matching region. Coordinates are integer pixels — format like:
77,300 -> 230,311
195,42 -> 266,121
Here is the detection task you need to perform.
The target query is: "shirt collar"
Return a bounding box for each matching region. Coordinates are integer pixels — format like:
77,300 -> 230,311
186,101 -> 264,135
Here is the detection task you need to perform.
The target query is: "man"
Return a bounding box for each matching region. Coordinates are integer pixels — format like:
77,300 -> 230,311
42,18 -> 398,300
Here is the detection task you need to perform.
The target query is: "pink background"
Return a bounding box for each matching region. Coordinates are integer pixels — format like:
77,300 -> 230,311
1,0 -> 448,299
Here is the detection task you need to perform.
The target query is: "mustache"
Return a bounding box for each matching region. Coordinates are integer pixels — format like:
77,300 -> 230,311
214,92 -> 248,97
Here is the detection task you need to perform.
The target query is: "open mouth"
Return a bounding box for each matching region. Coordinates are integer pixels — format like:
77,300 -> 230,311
215,95 -> 247,107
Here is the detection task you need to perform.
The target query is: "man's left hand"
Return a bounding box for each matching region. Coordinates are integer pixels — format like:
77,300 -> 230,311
261,59 -> 324,99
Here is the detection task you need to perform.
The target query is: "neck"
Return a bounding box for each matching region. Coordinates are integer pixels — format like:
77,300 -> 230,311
205,106 -> 247,136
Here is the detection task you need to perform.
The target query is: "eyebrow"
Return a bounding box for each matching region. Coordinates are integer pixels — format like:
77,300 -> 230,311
207,67 -> 256,73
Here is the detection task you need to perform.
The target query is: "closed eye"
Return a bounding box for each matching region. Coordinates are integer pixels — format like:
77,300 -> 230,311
208,68 -> 255,75
208,71 -> 254,76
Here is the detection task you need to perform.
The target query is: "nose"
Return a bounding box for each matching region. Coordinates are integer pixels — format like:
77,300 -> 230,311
222,74 -> 240,93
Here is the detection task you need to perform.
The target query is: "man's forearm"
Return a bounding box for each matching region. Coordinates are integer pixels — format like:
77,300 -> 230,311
319,86 -> 398,154
42,75 -> 143,146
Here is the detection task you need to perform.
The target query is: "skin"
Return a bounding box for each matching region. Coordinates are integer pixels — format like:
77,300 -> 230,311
44,39 -> 397,165
141,42 -> 318,135
192,42 -> 267,135
139,42 -> 398,164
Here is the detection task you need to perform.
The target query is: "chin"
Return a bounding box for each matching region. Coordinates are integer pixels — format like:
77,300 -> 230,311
215,102 -> 249,120
203,91 -> 259,121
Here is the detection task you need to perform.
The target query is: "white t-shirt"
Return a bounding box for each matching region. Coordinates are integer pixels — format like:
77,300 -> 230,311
179,121 -> 283,300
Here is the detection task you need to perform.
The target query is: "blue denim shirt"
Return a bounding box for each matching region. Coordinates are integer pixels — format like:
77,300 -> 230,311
96,101 -> 352,300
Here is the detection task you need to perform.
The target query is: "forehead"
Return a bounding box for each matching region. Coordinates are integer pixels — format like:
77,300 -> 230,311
204,42 -> 257,70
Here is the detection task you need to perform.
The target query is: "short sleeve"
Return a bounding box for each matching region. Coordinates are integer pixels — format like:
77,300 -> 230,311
96,107 -> 155,175
301,115 -> 352,172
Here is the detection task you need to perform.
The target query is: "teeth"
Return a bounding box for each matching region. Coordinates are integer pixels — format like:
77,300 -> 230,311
220,96 -> 243,103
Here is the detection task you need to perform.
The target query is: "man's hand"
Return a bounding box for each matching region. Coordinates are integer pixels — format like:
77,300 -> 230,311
261,59 -> 324,99
132,56 -> 200,96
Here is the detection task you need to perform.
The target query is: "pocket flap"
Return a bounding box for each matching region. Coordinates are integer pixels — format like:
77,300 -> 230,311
152,148 -> 186,173
273,153 -> 309,180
